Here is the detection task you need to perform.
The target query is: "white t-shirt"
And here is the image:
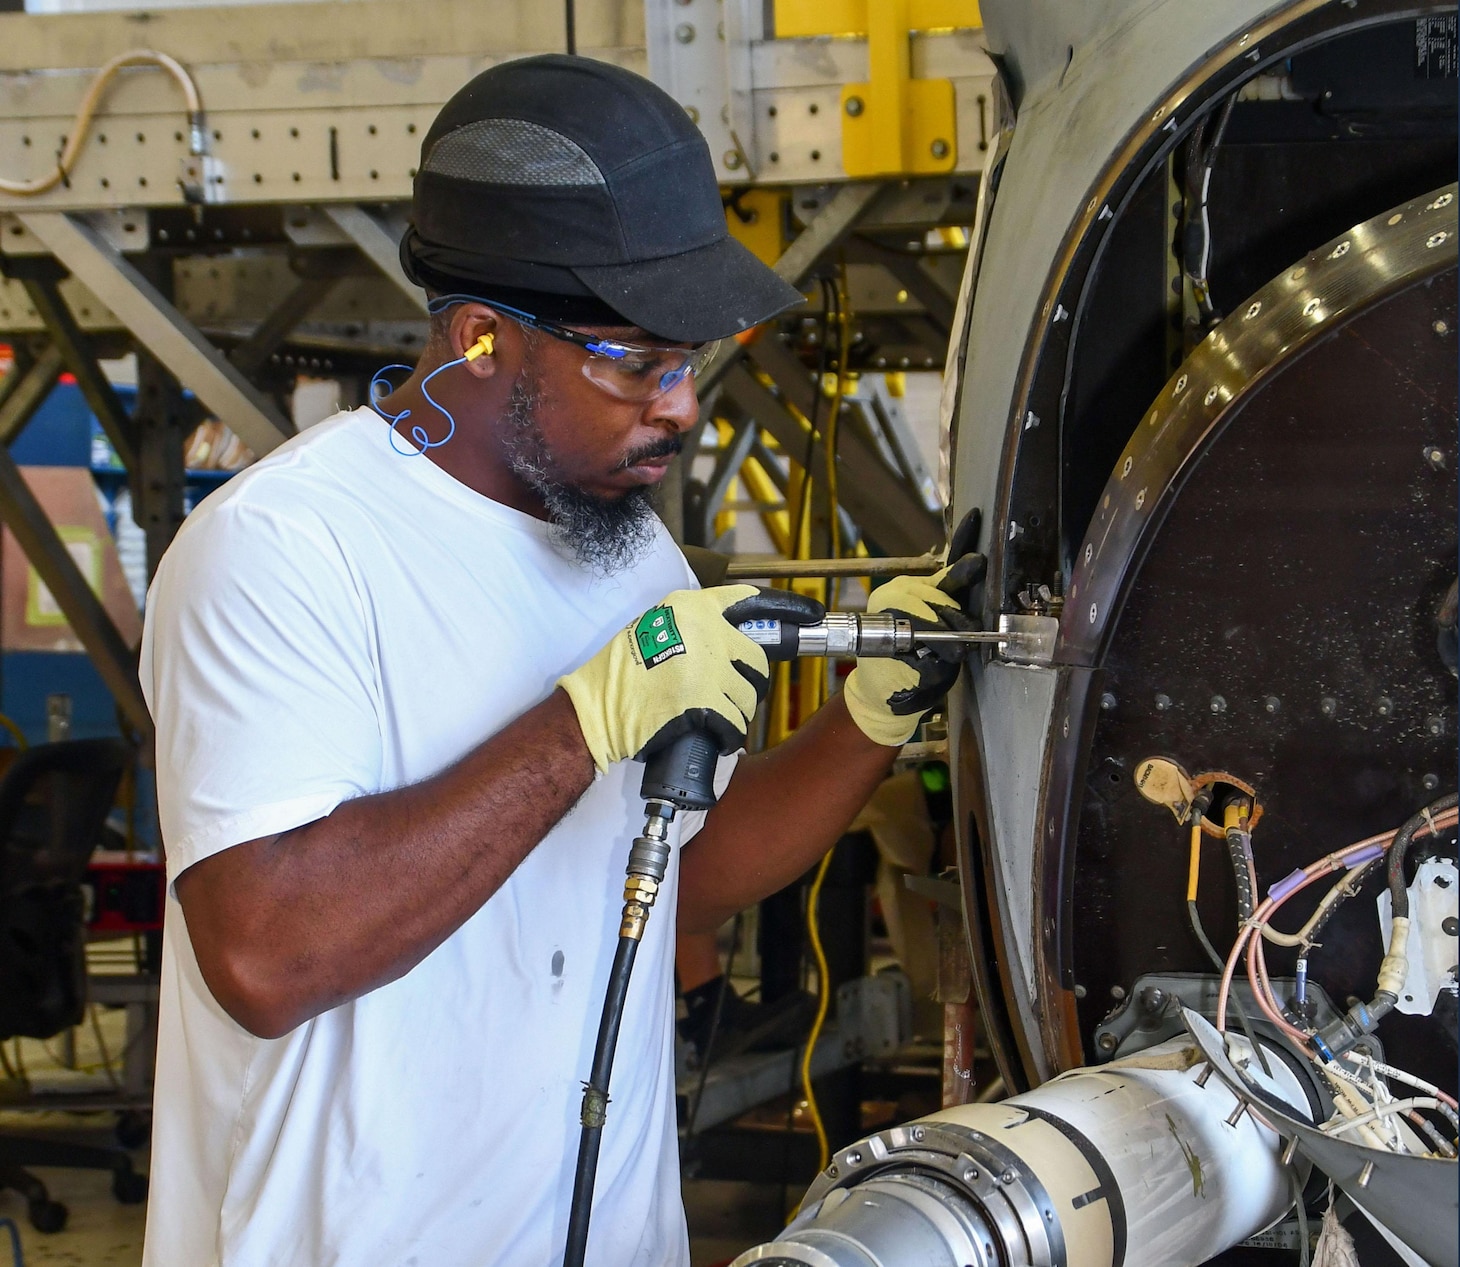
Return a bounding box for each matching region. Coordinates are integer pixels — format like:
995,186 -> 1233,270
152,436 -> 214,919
139,406 -> 720,1267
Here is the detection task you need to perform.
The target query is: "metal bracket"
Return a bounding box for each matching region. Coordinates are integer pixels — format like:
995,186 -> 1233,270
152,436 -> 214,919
775,0 -> 977,176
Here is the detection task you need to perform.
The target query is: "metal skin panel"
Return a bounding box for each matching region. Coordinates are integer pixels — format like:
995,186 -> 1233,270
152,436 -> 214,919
946,0 -> 1457,1088
950,660 -> 1061,1088
1187,1009 -> 1458,1267
1066,259 -> 1457,1086
1063,185 -> 1459,667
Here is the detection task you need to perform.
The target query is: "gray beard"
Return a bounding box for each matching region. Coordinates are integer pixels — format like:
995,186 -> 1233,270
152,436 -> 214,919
499,373 -> 659,575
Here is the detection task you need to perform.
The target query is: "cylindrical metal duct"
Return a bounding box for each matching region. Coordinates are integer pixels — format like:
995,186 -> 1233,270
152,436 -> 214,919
731,1035 -> 1313,1267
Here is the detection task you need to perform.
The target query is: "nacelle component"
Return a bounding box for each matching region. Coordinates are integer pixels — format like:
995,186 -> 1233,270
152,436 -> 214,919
732,1036 -> 1311,1267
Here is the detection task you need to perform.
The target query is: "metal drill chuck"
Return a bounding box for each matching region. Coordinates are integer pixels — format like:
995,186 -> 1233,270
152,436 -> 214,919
736,612 -> 1057,666
737,612 -> 915,660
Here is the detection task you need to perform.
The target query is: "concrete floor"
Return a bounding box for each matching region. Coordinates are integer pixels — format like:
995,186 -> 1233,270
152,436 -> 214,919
1,1150 -> 784,1267
0,998 -> 149,1267
1,1009 -> 788,1266
1,1151 -> 787,1266
0,944 -> 795,1265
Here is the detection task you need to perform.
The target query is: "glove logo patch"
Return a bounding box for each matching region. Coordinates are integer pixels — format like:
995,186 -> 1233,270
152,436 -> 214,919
634,605 -> 685,668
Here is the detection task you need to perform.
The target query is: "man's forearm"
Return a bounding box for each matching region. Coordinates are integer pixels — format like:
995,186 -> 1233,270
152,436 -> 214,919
176,688 -> 595,1038
676,694 -> 897,933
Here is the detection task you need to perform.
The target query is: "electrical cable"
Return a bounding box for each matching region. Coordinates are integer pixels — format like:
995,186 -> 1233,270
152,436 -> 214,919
790,269 -> 851,1185
1216,804 -> 1460,1049
0,713 -> 29,751
0,49 -> 205,197
797,848 -> 836,1183
1388,793 -> 1458,920
685,912 -> 744,1138
788,279 -> 835,561
0,1215 -> 22,1267
88,1003 -> 122,1091
1324,1097 -> 1445,1138
1287,1165 -> 1311,1267
1262,858 -> 1381,950
1183,812 -> 1271,1076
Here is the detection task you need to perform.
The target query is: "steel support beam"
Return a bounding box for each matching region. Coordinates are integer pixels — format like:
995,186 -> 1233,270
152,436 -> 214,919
324,204 -> 429,314
20,272 -> 139,471
697,181 -> 885,397
688,410 -> 758,548
230,273 -> 340,378
0,344 -> 64,447
845,238 -> 958,333
0,447 -> 151,737
733,341 -> 942,555
17,211 -> 293,457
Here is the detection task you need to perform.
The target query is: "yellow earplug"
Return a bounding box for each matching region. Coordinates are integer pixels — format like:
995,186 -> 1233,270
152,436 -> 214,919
464,332 -> 495,361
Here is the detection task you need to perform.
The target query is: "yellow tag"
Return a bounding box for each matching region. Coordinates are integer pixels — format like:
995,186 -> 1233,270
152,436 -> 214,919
1133,756 -> 1195,824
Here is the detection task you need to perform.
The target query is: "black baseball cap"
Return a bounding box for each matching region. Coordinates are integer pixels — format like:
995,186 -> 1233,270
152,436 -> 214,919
401,55 -> 803,343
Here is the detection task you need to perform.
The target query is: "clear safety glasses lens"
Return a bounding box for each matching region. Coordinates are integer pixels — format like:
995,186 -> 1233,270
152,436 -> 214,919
579,340 -> 723,401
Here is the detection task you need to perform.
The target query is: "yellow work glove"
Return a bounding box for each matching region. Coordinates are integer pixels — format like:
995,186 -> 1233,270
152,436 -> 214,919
843,561 -> 983,748
559,585 -> 774,773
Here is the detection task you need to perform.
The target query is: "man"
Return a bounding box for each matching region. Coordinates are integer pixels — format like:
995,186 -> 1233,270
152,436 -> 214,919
140,55 -> 973,1266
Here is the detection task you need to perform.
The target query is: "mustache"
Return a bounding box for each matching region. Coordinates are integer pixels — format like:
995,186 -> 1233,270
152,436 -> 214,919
615,435 -> 684,471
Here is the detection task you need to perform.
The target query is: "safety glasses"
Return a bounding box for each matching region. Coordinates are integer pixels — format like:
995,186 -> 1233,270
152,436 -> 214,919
429,294 -> 720,402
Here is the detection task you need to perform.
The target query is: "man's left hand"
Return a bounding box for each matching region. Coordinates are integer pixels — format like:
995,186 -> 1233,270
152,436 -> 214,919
842,555 -> 986,748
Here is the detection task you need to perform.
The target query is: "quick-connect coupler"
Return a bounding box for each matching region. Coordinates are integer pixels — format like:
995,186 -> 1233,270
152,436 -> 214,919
620,801 -> 675,941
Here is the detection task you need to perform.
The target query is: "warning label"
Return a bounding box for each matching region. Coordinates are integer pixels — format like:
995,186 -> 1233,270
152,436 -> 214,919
1416,15 -> 1457,78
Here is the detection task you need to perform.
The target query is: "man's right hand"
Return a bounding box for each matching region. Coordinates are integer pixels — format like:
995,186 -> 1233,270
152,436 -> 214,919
558,585 -> 781,772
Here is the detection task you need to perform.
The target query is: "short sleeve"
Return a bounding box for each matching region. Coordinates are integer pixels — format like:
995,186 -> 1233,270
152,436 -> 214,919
141,499 -> 384,884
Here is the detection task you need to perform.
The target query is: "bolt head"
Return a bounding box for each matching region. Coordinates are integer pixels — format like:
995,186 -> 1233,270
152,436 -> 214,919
1434,320 -> 1451,335
1000,1168 -> 1017,1184
845,96 -> 864,117
1140,986 -> 1167,1013
1155,693 -> 1173,711
1425,446 -> 1447,470
1098,1032 -> 1118,1051
674,21 -> 695,42
1423,773 -> 1441,792
1264,696 -> 1281,714
911,1126 -> 925,1141
1375,696 -> 1394,718
1100,692 -> 1117,711
1320,696 -> 1338,718
1110,984 -> 1126,1001
723,149 -> 743,170
847,1151 -> 862,1165
930,138 -> 951,159
1210,694 -> 1227,714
